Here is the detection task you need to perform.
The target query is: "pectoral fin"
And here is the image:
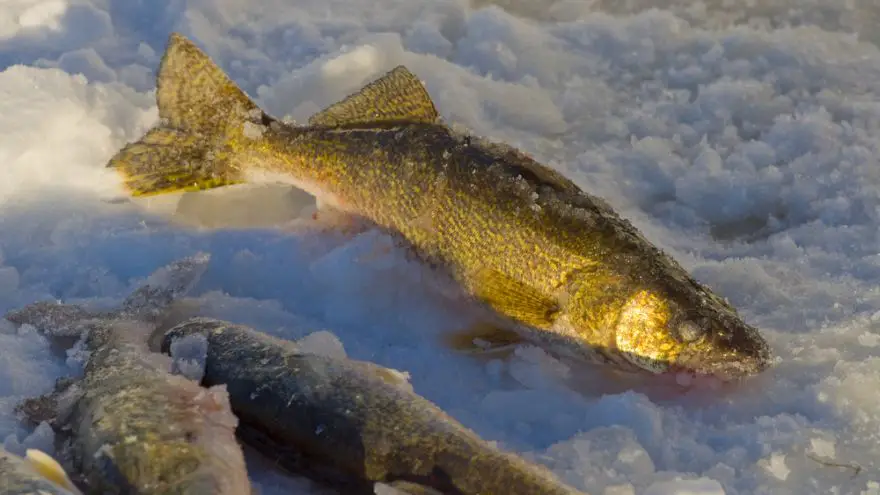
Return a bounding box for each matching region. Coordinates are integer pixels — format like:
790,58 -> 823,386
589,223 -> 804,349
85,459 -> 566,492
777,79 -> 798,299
469,268 -> 560,329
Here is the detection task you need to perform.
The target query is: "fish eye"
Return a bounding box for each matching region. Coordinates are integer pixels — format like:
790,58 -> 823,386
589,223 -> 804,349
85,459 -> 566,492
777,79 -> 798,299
675,320 -> 704,343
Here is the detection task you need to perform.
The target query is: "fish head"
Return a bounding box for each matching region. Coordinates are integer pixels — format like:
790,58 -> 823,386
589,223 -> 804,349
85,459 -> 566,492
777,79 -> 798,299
611,278 -> 772,381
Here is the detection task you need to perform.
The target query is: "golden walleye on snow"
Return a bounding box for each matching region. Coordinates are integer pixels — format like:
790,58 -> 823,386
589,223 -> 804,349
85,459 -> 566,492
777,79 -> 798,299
107,33 -> 772,381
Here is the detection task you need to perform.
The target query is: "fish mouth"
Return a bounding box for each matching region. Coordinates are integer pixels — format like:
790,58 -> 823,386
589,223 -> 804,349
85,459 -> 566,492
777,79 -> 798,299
616,347 -> 771,381
667,351 -> 772,382
669,325 -> 774,382
605,335 -> 774,382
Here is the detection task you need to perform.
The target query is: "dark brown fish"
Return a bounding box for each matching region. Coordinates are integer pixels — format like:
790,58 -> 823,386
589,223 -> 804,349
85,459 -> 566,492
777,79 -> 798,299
161,317 -> 589,495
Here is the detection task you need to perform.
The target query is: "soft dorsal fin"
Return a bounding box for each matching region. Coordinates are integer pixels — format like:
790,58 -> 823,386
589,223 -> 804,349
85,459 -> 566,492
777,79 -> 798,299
308,66 -> 439,128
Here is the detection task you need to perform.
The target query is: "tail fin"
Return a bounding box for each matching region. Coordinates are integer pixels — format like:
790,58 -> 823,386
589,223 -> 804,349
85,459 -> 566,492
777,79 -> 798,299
108,33 -> 271,197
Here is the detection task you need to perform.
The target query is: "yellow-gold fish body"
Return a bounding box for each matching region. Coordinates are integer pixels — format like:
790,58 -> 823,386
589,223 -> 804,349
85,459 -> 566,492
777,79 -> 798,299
108,32 -> 772,380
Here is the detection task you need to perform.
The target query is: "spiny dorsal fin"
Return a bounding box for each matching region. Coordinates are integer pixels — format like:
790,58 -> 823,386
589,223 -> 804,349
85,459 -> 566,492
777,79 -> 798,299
157,32 -> 263,135
308,66 -> 439,128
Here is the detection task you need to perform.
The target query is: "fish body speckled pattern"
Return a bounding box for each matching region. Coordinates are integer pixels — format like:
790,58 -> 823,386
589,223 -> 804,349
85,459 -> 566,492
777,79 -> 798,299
107,32 -> 772,380
161,317 -> 589,495
4,254 -> 253,495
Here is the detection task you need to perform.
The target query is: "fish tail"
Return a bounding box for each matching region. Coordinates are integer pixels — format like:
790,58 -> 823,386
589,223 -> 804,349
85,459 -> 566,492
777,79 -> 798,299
107,32 -> 271,196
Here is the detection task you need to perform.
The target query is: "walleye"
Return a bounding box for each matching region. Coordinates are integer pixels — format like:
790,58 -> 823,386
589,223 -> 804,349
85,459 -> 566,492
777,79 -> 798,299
108,32 -> 772,379
0,447 -> 81,494
5,254 -> 252,495
161,317 -> 589,495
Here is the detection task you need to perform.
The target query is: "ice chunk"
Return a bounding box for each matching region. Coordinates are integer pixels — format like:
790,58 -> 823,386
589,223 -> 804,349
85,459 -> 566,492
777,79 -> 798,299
604,485 -> 636,495
643,478 -> 725,495
3,432 -> 25,456
0,0 -> 68,38
21,421 -> 55,454
760,452 -> 790,481
296,330 -> 347,359
0,421 -> 53,457
0,328 -> 65,396
508,345 -> 570,390
374,483 -> 407,495
808,438 -> 837,459
860,332 -> 880,347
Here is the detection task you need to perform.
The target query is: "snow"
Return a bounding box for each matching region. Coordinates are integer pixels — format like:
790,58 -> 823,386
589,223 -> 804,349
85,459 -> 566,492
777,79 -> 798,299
0,1 -> 879,494
643,478 -> 725,495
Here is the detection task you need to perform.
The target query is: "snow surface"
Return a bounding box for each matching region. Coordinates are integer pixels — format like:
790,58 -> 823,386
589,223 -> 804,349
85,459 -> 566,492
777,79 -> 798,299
1,0 -> 879,494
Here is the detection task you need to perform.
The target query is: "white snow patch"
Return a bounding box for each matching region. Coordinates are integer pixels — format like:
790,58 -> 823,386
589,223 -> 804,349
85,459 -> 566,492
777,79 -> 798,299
373,483 -> 409,495
643,478 -> 725,495
0,65 -> 155,205
3,421 -> 55,457
760,452 -> 790,481
0,0 -> 69,39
